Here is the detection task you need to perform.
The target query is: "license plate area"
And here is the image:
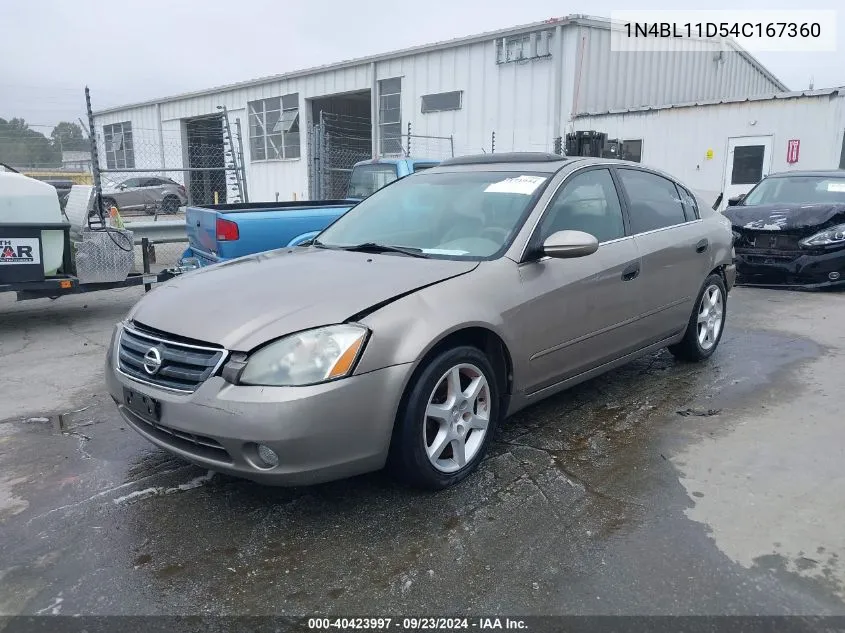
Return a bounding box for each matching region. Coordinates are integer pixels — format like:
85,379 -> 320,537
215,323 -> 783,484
124,387 -> 160,423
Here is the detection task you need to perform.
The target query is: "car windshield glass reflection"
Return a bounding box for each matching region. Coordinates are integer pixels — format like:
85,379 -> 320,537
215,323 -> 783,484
744,176 -> 845,205
318,171 -> 549,259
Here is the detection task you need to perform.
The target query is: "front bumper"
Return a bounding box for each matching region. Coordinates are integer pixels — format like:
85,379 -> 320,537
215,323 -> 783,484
106,330 -> 412,486
734,247 -> 845,289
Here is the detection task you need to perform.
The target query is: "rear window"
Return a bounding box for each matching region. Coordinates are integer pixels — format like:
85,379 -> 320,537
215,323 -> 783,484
347,164 -> 399,199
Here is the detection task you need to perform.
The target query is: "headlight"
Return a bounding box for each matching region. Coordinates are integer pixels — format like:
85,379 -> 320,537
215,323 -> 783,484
800,223 -> 845,247
239,324 -> 369,386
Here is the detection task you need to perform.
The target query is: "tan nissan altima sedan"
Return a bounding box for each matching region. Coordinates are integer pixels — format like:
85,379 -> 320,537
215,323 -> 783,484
106,153 -> 736,489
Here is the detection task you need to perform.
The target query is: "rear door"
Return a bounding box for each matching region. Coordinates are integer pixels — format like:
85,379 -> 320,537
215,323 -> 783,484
615,167 -> 710,344
139,178 -> 164,210
721,135 -> 773,208
516,166 -> 644,394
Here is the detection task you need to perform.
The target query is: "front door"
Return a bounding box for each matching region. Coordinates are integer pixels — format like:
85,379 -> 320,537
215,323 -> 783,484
515,167 -> 644,395
721,136 -> 773,209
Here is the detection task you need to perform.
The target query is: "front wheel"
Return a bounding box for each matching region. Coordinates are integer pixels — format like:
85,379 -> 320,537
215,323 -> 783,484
388,346 -> 500,489
669,273 -> 727,362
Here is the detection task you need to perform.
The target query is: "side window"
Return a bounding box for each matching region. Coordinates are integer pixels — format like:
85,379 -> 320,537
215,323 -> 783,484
121,178 -> 140,188
538,169 -> 625,243
617,169 -> 688,233
141,178 -> 160,187
676,185 -> 699,221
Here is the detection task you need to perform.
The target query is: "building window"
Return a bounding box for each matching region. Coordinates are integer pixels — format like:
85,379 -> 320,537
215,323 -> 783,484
379,78 -> 402,155
421,91 -> 462,113
103,122 -> 134,169
496,30 -> 552,64
248,94 -> 300,161
621,139 -> 643,163
731,145 -> 765,185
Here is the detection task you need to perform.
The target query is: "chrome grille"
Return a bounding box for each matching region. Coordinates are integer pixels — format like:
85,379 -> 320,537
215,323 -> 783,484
117,323 -> 226,393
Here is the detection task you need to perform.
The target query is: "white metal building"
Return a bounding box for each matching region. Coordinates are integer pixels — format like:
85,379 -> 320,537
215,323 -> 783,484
92,14 -> 786,203
572,87 -> 845,207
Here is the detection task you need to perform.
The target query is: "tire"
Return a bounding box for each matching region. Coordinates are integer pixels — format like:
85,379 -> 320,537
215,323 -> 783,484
388,346 -> 501,489
160,195 -> 180,214
669,273 -> 727,362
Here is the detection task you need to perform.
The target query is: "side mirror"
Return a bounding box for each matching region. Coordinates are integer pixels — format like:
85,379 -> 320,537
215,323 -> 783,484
542,230 -> 599,259
727,193 -> 746,207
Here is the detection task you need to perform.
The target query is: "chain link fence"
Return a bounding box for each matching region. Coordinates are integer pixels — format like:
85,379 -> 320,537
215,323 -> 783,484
308,115 -> 457,199
308,112 -> 372,200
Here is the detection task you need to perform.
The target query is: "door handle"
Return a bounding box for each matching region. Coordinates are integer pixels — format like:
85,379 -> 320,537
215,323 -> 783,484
696,239 -> 709,254
621,261 -> 640,281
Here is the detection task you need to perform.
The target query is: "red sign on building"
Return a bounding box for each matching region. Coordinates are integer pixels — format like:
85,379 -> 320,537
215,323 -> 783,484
787,139 -> 800,164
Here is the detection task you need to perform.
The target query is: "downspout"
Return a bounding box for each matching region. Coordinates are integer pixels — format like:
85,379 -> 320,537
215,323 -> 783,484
156,102 -> 165,169
571,30 -> 587,121
370,62 -> 379,159
552,25 -> 563,143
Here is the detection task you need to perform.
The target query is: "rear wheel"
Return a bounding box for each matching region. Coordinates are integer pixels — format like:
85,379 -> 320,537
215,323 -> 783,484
388,346 -> 500,489
160,195 -> 180,214
669,273 -> 727,362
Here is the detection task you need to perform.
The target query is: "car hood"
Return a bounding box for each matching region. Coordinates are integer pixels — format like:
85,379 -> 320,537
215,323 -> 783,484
129,247 -> 478,351
724,203 -> 845,231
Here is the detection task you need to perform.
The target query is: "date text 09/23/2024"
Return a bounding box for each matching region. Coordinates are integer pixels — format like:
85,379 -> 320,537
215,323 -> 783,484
307,618 -> 527,630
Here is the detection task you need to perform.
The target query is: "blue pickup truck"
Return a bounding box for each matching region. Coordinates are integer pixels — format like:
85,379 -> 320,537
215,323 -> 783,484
180,157 -> 439,268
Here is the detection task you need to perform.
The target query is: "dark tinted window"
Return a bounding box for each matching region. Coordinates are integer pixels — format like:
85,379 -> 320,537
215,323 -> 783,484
731,145 -> 765,185
120,178 -> 141,187
618,169 -> 687,233
621,139 -> 642,162
539,169 -> 625,243
421,91 -> 462,113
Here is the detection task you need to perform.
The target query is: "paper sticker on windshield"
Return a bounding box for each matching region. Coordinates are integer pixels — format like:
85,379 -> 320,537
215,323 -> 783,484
484,175 -> 546,195
827,182 -> 845,192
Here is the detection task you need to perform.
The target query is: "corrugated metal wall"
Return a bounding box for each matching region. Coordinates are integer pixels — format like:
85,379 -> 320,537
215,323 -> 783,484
377,37 -> 556,156
92,21 -> 793,201
572,94 -> 845,199
571,24 -> 784,116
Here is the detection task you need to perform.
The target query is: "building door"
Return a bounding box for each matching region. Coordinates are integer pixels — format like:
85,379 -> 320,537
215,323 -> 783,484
721,136 -> 773,209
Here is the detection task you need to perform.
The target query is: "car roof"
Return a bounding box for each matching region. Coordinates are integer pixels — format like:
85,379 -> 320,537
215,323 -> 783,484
427,153 -> 659,175
767,169 -> 845,179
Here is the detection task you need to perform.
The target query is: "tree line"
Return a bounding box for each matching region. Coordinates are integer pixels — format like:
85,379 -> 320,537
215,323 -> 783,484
0,118 -> 89,169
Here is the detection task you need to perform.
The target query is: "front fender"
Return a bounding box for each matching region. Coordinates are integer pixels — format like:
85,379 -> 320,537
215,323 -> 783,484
354,260 -> 521,377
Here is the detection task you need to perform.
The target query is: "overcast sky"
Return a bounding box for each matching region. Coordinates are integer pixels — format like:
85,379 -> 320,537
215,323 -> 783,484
1,0 -> 842,132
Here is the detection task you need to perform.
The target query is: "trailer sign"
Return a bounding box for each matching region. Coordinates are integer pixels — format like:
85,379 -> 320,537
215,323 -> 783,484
0,238 -> 41,265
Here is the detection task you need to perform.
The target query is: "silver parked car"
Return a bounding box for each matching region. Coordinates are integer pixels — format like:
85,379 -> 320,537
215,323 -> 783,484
101,176 -> 187,215
106,153 -> 735,489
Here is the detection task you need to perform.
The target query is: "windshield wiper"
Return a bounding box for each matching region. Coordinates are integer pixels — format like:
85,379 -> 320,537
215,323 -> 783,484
338,242 -> 428,258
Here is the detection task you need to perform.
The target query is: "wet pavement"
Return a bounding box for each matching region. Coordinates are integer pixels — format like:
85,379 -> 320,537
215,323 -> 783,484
1,287 -> 844,615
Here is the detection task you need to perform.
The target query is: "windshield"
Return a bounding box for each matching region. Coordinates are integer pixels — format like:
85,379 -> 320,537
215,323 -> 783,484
319,171 -> 550,259
743,176 -> 845,206
347,164 -> 399,199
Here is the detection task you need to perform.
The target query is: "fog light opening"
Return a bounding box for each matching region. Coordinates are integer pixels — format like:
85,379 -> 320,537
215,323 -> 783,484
829,272 -> 841,281
256,444 -> 279,468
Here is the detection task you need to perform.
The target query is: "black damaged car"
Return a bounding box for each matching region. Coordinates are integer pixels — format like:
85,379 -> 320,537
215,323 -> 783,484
724,170 -> 845,289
